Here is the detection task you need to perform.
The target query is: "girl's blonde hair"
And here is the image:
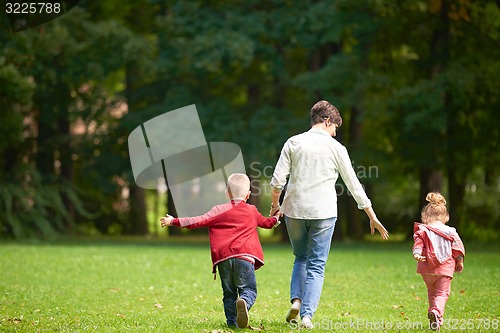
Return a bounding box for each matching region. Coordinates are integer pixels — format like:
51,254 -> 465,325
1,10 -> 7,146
421,192 -> 449,224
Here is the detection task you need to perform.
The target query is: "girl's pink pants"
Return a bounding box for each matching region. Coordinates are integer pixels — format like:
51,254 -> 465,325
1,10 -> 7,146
422,273 -> 452,322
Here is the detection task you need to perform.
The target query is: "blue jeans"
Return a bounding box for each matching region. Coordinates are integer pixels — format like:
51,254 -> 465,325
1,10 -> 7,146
285,216 -> 337,319
218,258 -> 257,327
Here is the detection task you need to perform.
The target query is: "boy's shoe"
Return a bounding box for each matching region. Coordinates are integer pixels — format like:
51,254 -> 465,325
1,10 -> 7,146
236,298 -> 249,328
428,311 -> 440,331
285,301 -> 301,323
301,316 -> 314,329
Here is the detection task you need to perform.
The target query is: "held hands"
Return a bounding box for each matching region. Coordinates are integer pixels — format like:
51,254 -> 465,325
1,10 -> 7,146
160,214 -> 174,228
270,205 -> 282,218
269,205 -> 282,228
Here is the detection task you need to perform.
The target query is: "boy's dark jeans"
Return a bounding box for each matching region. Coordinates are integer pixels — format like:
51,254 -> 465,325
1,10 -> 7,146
218,258 -> 257,327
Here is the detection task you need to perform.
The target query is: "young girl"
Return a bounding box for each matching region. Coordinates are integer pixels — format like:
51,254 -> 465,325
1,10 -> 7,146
413,192 -> 465,331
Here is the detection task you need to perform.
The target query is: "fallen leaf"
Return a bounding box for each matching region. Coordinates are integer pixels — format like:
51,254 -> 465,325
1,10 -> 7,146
116,313 -> 125,318
8,318 -> 22,324
460,289 -> 465,294
154,303 -> 163,309
248,324 -> 263,331
415,296 -> 421,300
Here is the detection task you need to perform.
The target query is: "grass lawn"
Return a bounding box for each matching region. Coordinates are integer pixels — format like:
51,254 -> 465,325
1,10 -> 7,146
0,238 -> 499,332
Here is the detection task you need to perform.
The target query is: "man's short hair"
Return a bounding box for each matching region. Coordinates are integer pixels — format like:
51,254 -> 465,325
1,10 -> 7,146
310,100 -> 343,127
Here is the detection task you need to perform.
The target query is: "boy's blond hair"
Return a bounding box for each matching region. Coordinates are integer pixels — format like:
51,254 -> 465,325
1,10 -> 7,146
421,192 -> 449,224
226,173 -> 251,200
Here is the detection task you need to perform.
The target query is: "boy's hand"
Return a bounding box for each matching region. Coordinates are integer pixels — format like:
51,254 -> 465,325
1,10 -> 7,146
455,260 -> 464,273
160,214 -> 174,227
271,208 -> 282,228
413,253 -> 426,262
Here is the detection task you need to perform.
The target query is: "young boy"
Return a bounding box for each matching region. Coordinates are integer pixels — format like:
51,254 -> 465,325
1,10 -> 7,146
160,173 -> 281,328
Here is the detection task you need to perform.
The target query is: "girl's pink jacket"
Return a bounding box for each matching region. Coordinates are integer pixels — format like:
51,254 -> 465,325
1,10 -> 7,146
412,222 -> 465,278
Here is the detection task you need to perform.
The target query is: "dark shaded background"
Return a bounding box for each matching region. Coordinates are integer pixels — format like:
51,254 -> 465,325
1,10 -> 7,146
0,0 -> 498,241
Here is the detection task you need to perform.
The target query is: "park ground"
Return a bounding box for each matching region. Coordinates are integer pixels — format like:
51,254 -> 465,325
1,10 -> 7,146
1,238 -> 499,332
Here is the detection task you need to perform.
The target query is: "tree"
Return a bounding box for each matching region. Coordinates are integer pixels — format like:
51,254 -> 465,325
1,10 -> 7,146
0,8 -> 141,237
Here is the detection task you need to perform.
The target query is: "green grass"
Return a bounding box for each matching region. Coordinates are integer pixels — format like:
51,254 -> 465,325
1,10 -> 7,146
0,238 -> 499,332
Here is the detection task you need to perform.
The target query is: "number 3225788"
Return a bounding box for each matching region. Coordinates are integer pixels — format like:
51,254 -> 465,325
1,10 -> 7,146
5,3 -> 61,14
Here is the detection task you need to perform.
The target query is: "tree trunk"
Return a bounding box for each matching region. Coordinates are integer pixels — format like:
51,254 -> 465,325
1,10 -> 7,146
484,161 -> 496,186
35,68 -> 75,233
56,79 -> 75,231
447,167 -> 465,228
419,168 -> 443,210
125,62 -> 149,235
166,190 -> 181,235
129,185 -> 148,235
346,106 -> 364,240
416,0 -> 448,223
35,103 -> 56,180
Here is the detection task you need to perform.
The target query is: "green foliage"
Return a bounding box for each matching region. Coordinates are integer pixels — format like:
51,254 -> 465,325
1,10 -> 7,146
0,56 -> 35,171
0,172 -> 95,239
460,171 -> 500,242
0,0 -> 498,238
1,9 -> 130,238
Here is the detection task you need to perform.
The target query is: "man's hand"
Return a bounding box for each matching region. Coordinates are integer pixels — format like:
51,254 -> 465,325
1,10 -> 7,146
160,214 -> 174,227
364,207 -> 389,240
369,218 -> 389,240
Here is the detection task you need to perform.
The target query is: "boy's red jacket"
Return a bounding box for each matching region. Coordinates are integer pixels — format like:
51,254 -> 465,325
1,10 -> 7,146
171,200 -> 279,274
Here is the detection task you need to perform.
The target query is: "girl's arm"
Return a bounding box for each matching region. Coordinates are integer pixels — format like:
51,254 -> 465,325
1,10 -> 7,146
413,233 -> 426,261
452,231 -> 465,273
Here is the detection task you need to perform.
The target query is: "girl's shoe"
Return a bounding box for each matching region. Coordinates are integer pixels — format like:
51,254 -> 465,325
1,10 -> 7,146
428,311 -> 441,331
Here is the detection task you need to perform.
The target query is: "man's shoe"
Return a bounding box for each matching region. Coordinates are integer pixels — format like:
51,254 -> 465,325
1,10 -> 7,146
302,316 -> 314,329
236,298 -> 249,328
286,301 -> 301,323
